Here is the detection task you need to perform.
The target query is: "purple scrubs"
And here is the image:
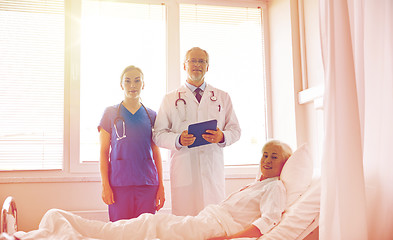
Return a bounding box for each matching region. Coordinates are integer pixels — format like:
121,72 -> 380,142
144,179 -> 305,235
99,103 -> 159,221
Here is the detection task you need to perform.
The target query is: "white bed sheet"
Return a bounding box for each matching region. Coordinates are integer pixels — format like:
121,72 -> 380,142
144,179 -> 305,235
14,178 -> 319,240
14,205 -> 243,240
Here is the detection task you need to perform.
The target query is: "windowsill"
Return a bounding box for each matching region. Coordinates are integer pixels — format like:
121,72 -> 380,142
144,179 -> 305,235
298,85 -> 324,109
0,169 -> 102,184
0,165 -> 258,183
0,176 -> 101,184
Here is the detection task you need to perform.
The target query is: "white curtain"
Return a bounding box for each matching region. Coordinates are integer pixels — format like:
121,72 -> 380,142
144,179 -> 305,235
319,0 -> 393,239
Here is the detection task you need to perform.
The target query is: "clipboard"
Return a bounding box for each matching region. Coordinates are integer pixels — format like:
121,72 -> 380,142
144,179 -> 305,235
187,119 -> 218,148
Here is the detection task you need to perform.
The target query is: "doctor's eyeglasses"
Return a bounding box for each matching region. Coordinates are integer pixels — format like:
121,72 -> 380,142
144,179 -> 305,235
185,59 -> 208,65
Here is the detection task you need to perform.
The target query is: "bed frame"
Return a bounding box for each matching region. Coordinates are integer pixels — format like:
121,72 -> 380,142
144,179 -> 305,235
0,191 -> 319,240
1,197 -> 17,235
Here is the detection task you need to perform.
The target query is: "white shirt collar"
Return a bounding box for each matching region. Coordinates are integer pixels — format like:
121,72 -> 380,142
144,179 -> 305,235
185,81 -> 206,92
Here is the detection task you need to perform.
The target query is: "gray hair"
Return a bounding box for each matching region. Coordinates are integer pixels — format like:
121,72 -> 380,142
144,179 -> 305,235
184,47 -> 210,64
262,139 -> 293,161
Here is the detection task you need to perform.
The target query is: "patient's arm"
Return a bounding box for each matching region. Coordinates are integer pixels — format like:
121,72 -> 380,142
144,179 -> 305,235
207,225 -> 262,240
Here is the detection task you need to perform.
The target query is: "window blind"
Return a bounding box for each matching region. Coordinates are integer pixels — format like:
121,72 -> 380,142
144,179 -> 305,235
0,0 -> 64,170
180,4 -> 267,165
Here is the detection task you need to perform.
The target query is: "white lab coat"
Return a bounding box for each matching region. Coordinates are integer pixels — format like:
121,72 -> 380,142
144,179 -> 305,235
153,84 -> 241,216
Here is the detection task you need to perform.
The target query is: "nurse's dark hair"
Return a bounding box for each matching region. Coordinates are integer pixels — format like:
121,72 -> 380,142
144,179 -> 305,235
262,140 -> 293,161
184,47 -> 210,64
120,65 -> 144,85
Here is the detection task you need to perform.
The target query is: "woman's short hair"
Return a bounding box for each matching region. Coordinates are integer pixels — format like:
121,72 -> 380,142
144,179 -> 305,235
262,139 -> 293,161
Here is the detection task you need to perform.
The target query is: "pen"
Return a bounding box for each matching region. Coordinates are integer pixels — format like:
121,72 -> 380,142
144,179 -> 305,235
218,105 -> 221,112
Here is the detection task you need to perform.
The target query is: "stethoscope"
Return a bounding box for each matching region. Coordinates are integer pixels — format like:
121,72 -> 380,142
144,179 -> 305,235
175,90 -> 217,107
175,90 -> 218,122
113,101 -> 153,140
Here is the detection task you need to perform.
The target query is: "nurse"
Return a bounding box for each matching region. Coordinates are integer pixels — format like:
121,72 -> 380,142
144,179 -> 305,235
153,47 -> 241,216
98,65 -> 165,221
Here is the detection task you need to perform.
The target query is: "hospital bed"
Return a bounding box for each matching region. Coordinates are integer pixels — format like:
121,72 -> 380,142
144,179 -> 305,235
0,178 -> 319,240
1,145 -> 320,240
1,181 -> 319,240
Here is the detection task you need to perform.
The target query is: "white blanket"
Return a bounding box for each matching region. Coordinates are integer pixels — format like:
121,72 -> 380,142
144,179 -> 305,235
15,206 -> 247,240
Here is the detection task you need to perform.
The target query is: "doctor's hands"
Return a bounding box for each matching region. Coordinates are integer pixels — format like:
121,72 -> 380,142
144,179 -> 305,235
179,130 -> 196,146
180,128 -> 224,146
102,184 -> 115,205
203,128 -> 224,144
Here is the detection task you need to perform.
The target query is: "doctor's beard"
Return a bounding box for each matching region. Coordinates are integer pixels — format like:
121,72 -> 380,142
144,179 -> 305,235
188,72 -> 205,85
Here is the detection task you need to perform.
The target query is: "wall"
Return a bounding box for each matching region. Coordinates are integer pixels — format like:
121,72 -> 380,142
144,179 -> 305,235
267,1 -> 323,239
1,0 -> 325,235
268,0 -> 298,148
301,0 -> 325,170
1,180 -> 105,231
268,0 -> 324,166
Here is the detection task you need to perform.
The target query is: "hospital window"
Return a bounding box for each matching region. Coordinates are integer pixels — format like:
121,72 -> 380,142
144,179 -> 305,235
0,0 -> 268,172
179,4 -> 267,166
75,1 -> 167,171
0,0 -> 65,171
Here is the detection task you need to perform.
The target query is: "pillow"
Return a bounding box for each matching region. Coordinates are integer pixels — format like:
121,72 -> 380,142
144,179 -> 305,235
280,143 -> 313,207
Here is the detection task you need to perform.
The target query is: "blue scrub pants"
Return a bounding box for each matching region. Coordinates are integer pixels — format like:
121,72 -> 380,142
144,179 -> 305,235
109,185 -> 158,222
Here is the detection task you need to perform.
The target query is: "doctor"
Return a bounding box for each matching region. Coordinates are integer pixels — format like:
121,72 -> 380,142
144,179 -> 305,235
154,47 -> 241,216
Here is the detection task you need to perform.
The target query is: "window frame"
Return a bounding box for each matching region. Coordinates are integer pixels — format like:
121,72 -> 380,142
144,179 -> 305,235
1,0 -> 270,178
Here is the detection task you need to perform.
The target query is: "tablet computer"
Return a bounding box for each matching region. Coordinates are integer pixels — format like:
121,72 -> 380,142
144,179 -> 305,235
187,119 -> 218,148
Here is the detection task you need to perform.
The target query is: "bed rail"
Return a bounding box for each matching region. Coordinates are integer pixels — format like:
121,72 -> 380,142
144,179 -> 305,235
1,197 -> 18,234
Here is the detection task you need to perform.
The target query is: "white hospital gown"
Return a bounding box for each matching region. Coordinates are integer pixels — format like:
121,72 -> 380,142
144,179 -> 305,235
15,178 -> 286,240
220,177 -> 286,234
